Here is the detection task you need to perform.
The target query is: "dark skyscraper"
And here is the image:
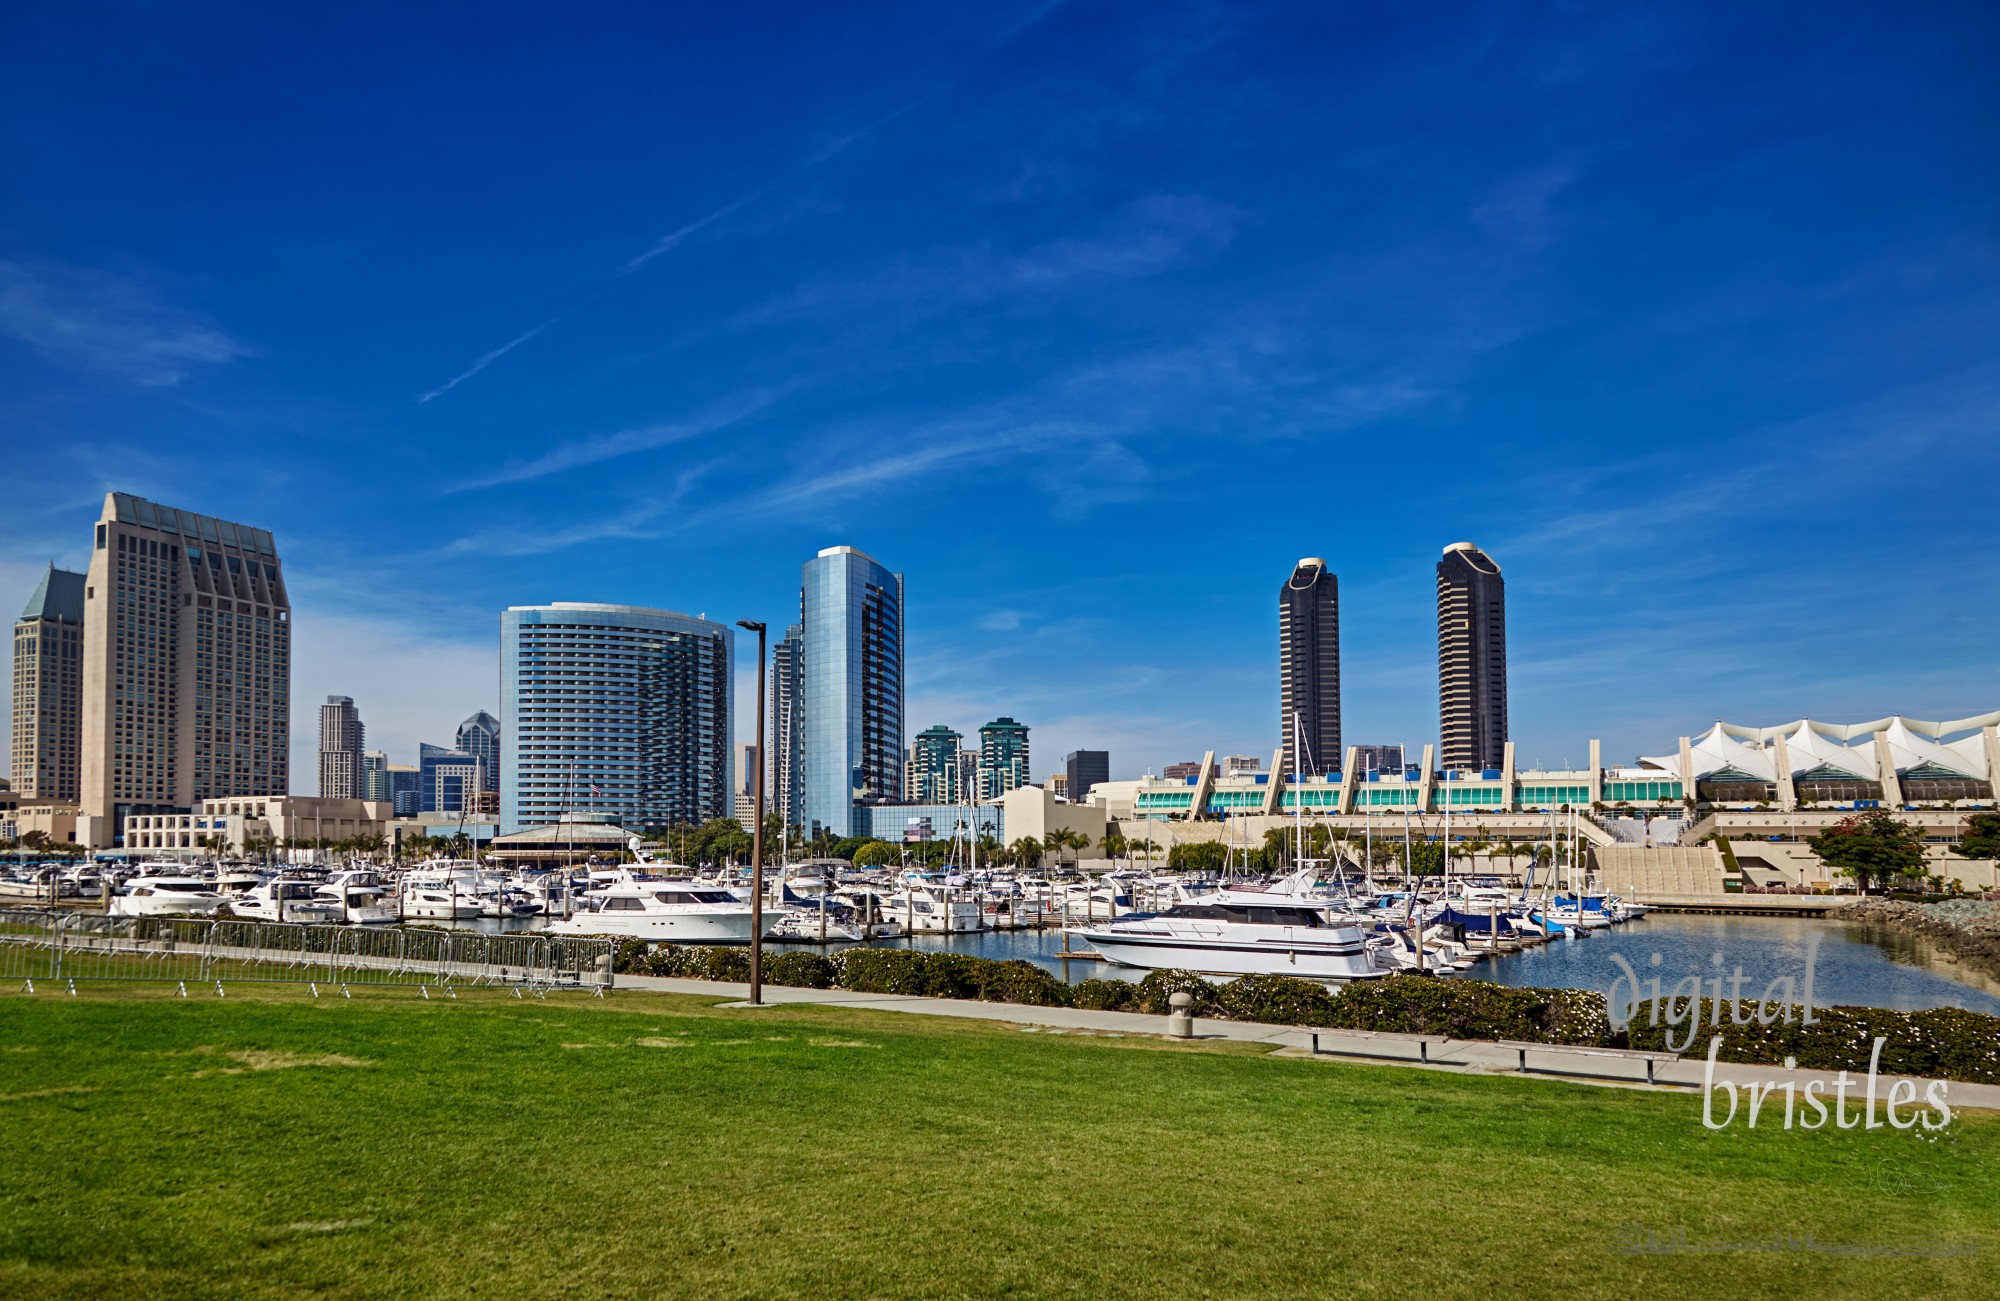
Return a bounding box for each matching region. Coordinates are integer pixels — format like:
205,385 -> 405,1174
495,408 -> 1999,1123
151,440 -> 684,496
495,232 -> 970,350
1437,542 -> 1508,772
1278,558 -> 1340,776
1065,749 -> 1109,804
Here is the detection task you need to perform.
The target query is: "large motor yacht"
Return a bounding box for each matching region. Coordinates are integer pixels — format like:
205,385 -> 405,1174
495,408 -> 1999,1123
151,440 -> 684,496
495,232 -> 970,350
1067,870 -> 1396,981
547,869 -> 758,943
108,874 -> 229,917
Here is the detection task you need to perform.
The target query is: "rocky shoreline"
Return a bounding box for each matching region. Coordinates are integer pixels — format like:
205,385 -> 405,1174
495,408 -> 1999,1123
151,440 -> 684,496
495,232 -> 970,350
1832,897 -> 2000,982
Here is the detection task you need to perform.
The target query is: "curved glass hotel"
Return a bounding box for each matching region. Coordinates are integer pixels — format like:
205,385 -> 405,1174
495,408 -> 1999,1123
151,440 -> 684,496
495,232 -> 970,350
500,603 -> 732,834
799,547 -> 905,840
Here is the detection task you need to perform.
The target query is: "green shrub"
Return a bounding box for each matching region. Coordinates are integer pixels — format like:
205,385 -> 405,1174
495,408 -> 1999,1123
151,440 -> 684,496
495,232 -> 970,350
1135,969 -> 1220,1016
1214,974 -> 1342,1025
763,950 -> 838,989
1622,999 -> 2000,1085
1315,975 -> 1611,1045
970,958 -> 1074,1008
1071,978 -> 1142,1011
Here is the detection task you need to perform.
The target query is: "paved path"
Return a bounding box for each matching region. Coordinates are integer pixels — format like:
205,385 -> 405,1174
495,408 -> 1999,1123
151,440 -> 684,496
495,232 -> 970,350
615,974 -> 2000,1111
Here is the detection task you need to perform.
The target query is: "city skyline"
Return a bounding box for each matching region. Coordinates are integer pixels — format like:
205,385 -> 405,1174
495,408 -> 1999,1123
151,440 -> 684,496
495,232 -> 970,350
3,4 -> 1996,785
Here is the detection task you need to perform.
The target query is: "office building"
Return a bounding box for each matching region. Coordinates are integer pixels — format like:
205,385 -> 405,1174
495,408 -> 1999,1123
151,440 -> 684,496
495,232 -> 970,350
419,742 -> 483,815
1223,754 -> 1263,776
456,710 -> 501,794
769,622 -> 804,830
1351,744 -> 1406,775
386,764 -> 420,817
500,602 -> 732,834
11,566 -> 86,802
1279,557 -> 1340,777
78,493 -> 290,842
977,717 -> 1030,801
1162,760 -> 1201,780
907,724 -> 966,804
360,750 -> 389,802
1065,749 -> 1109,805
1045,773 -> 1068,798
317,696 -> 365,799
1437,542 -> 1507,772
799,547 -> 904,840
735,741 -> 756,830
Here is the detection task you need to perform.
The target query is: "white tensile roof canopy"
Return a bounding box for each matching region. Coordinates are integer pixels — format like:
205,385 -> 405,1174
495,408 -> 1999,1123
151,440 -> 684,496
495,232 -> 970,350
1641,711 -> 2000,784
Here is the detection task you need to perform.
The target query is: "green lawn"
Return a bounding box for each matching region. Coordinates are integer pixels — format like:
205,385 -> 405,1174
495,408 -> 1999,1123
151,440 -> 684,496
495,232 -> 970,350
0,986 -> 1993,1300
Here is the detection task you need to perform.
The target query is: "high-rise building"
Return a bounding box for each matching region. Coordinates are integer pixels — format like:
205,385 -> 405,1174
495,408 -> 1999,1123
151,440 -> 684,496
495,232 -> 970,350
1351,743 -> 1406,775
386,764 -> 420,817
500,602 -> 732,833
317,696 -> 365,799
1437,542 -> 1507,772
456,710 -> 501,794
1065,749 -> 1109,805
908,724 -> 966,804
1279,557 -> 1339,777
1045,773 -> 1068,798
1223,754 -> 1263,776
768,622 -> 804,831
734,741 -> 756,830
418,742 -> 482,815
360,750 -> 390,802
78,493 -> 290,839
799,547 -> 904,840
11,566 -> 86,803
1162,760 -> 1201,780
977,717 -> 1030,801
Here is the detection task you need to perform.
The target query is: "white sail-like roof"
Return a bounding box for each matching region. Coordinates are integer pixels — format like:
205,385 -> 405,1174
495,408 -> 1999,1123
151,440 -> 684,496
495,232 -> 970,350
1642,712 -> 1997,783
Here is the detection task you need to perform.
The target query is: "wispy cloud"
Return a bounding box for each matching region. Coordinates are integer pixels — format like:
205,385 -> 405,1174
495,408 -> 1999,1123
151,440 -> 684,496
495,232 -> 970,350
418,312 -> 568,402
448,388 -> 785,491
0,259 -> 248,385
416,1 -> 1075,401
740,194 -> 1241,325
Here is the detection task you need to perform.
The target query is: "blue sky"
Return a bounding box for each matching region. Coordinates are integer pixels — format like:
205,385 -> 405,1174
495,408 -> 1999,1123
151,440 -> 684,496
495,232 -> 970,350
3,0 -> 1996,789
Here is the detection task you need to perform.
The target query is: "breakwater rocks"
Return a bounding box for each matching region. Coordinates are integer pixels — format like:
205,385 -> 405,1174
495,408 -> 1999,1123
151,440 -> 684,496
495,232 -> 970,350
1833,898 -> 2000,981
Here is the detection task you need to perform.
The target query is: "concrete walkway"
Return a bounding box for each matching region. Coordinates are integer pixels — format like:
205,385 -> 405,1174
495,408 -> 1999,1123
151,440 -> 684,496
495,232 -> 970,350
615,974 -> 2000,1112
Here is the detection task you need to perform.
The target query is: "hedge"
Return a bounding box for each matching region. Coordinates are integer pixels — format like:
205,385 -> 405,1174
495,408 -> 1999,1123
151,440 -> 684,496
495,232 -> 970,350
1621,999 -> 2000,1085
602,941 -> 2000,1083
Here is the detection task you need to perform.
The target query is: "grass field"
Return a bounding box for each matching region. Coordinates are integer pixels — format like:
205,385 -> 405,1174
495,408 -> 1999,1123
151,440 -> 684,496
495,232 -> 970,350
1,985 -> 1994,1300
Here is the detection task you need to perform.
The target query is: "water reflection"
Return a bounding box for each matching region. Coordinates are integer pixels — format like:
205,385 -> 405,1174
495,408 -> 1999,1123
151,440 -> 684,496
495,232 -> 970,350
1479,914 -> 2000,1015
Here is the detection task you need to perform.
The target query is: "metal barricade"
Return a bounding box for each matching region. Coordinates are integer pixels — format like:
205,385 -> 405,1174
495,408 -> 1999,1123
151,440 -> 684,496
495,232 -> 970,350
0,910 -> 612,994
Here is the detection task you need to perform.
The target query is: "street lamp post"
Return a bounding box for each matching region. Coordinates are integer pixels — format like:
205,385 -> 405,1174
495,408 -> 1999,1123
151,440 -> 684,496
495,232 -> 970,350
737,620 -> 768,1005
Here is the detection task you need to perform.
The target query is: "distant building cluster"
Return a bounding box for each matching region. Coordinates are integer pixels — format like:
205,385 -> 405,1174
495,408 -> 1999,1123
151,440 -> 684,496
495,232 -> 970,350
13,493 -> 1990,857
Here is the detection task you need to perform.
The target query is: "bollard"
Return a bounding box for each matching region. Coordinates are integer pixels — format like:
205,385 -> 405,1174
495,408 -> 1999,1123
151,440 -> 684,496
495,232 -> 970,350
595,952 -> 615,992
1167,990 -> 1195,1039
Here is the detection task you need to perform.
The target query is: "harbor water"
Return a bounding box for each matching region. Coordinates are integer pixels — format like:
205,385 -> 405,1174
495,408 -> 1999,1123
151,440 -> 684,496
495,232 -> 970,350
477,910 -> 2000,1014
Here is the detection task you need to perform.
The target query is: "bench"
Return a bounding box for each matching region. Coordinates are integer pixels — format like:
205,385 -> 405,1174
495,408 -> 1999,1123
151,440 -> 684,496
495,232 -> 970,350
1300,1027 -> 1449,1065
1495,1039 -> 1682,1086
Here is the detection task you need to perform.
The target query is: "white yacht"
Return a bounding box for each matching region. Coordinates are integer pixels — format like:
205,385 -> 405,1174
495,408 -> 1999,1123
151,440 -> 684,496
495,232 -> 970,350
881,886 -> 984,933
108,875 -> 229,917
1069,884 -> 1395,982
547,870 -> 758,943
228,879 -> 342,924
316,872 -> 401,925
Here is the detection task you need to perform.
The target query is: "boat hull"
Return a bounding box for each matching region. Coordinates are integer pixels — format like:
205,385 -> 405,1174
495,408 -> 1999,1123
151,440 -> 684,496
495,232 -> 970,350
547,910 -> 759,944
1072,927 -> 1389,981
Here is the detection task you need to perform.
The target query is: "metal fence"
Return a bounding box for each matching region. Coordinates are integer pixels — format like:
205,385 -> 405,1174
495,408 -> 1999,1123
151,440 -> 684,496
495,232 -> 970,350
0,910 -> 613,995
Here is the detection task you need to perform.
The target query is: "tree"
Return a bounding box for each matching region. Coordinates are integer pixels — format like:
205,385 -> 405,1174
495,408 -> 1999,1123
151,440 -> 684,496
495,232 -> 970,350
1954,812 -> 2000,861
1010,836 -> 1044,871
1808,812 -> 1928,893
1166,841 -> 1228,874
1098,831 -> 1127,868
852,841 -> 899,869
21,830 -> 50,855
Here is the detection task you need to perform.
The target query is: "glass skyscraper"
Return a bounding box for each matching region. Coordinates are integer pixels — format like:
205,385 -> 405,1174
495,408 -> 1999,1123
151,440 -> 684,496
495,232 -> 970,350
1279,557 -> 1340,778
1437,542 -> 1507,773
799,547 -> 904,840
500,602 -> 733,834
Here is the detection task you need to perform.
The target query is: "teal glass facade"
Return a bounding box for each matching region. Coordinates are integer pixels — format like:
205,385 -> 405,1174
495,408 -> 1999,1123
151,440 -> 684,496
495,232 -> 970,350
800,548 -> 905,840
